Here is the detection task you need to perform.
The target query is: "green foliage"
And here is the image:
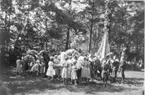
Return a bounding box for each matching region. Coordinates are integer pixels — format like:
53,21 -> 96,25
0,0 -> 144,58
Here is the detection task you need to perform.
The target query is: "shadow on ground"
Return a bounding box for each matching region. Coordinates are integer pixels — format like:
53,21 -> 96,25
0,69 -> 144,95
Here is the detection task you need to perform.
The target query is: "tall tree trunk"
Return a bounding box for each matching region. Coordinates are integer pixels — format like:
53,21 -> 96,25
107,10 -> 113,42
89,0 -> 95,53
136,33 -> 139,60
65,27 -> 70,50
0,28 -> 5,72
89,23 -> 93,53
65,0 -> 72,50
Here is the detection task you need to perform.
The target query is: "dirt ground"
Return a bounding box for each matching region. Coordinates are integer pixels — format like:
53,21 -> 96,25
0,68 -> 144,95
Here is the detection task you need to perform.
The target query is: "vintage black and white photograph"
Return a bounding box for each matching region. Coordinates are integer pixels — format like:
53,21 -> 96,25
0,0 -> 144,95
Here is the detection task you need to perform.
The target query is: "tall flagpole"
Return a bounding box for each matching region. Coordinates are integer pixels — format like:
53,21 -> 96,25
96,0 -> 111,61
103,0 -> 111,34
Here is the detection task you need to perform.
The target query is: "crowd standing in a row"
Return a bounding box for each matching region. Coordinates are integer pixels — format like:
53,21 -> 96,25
16,48 -> 127,86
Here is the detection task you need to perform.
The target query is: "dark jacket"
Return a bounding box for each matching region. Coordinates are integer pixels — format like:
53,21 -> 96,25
43,52 -> 50,65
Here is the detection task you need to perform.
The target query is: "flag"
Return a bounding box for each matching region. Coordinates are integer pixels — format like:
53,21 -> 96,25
96,32 -> 110,61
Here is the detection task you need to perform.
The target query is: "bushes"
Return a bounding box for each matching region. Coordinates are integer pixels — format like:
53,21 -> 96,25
125,62 -> 143,71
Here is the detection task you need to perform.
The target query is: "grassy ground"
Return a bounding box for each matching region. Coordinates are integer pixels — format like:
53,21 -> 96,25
0,68 -> 144,95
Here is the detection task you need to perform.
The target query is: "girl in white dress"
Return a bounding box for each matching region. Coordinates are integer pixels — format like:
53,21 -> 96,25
16,58 -> 22,74
46,58 -> 55,80
71,62 -> 77,85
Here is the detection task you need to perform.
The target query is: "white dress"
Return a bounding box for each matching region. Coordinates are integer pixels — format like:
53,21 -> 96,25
67,59 -> 72,79
71,65 -> 77,80
16,59 -> 22,73
46,61 -> 55,77
54,58 -> 60,76
61,61 -> 68,78
76,56 -> 84,69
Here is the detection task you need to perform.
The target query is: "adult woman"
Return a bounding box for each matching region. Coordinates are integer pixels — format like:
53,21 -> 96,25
46,58 -> 55,80
61,57 -> 69,84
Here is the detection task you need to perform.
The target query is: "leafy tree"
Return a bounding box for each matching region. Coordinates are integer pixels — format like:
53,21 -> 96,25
78,0 -> 105,53
44,0 -> 85,50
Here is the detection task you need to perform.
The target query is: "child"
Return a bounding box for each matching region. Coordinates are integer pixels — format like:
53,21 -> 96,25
46,58 -> 55,80
31,60 -> 40,75
101,60 -> 110,87
16,57 -> 22,74
71,62 -> 77,85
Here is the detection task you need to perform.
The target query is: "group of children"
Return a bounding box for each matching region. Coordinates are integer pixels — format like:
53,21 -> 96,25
47,55 -> 92,85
